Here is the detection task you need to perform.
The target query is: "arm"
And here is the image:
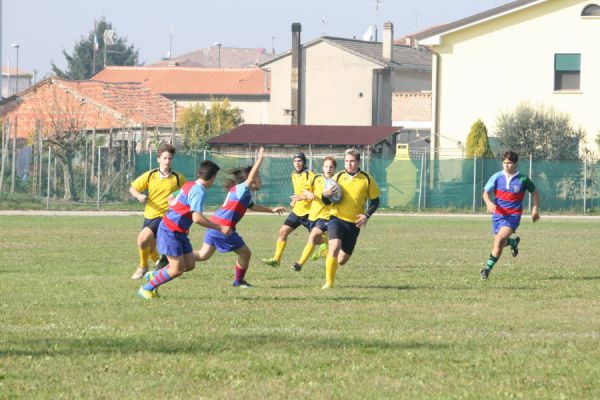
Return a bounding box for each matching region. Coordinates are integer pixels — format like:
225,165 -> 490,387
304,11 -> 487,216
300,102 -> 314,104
356,197 -> 379,228
483,191 -> 496,213
129,186 -> 147,203
531,191 -> 541,222
245,146 -> 265,187
291,190 -> 314,202
192,211 -> 232,235
250,204 -> 285,214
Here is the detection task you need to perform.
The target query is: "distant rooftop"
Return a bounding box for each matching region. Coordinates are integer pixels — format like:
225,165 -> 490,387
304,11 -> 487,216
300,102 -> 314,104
149,46 -> 273,69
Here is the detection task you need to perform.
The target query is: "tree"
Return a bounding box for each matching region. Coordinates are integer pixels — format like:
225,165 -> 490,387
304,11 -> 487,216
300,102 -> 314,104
495,103 -> 585,160
51,18 -> 141,80
465,119 -> 494,158
177,99 -> 244,151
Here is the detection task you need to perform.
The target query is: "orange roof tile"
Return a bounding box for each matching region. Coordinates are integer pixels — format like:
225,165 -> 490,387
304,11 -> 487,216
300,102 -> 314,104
91,66 -> 269,96
1,78 -> 174,139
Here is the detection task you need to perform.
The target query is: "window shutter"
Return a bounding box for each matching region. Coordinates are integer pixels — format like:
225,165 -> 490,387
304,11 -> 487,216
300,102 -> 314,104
555,54 -> 581,71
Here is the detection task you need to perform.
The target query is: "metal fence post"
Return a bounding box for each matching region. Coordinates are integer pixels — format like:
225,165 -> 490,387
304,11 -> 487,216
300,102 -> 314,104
472,155 -> 477,212
583,157 -> 587,214
418,153 -> 424,212
528,154 -> 533,213
97,146 -> 101,209
46,146 -> 51,209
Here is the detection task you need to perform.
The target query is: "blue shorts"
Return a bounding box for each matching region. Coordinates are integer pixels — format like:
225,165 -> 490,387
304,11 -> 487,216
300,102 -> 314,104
204,229 -> 245,253
328,216 -> 360,255
492,213 -> 520,234
142,217 -> 162,238
309,218 -> 329,232
284,212 -> 311,231
157,222 -> 193,257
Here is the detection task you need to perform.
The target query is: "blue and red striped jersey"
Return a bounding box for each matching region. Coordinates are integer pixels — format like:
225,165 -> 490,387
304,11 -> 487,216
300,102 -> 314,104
210,182 -> 254,228
162,180 -> 208,234
484,171 -> 536,216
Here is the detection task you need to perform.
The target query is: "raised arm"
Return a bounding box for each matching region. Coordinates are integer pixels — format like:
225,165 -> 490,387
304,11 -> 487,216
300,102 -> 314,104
245,146 -> 265,187
531,191 -> 540,222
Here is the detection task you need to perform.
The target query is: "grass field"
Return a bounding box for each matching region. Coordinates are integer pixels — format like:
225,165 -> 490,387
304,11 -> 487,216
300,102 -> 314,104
1,214 -> 599,399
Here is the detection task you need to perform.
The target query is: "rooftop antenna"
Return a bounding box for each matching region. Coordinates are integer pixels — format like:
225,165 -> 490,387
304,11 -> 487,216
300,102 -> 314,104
372,0 -> 383,41
168,24 -> 174,60
321,17 -> 328,36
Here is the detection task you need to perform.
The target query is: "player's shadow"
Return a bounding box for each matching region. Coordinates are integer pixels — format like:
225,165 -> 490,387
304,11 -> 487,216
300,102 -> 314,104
353,285 -> 418,290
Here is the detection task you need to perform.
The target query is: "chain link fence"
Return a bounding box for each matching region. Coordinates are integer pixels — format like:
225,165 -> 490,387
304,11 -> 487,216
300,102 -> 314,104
1,135 -> 599,213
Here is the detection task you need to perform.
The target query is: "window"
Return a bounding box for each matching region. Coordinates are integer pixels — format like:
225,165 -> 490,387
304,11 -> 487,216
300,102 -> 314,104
554,53 -> 581,91
581,4 -> 600,16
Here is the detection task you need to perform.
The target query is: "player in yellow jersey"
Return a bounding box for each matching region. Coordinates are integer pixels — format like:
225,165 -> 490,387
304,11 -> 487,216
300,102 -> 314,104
262,152 -> 315,267
129,143 -> 185,279
322,149 -> 380,289
291,156 -> 337,272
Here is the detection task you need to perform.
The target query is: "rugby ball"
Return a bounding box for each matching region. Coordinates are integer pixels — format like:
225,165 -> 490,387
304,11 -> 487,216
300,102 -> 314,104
324,178 -> 342,203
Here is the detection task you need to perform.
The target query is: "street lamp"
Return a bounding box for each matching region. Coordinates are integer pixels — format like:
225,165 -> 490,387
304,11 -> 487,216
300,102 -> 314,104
11,43 -> 20,95
213,42 -> 222,67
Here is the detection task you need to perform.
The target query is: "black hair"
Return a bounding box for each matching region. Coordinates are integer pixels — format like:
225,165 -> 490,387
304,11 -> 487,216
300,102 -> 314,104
502,150 -> 519,163
224,165 -> 253,189
197,160 -> 220,180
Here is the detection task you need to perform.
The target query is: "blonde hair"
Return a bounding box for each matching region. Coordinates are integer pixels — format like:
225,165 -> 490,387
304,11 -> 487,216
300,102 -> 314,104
344,148 -> 360,161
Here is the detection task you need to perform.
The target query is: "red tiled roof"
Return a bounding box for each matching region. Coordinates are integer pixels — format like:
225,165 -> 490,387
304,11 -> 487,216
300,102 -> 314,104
209,124 -> 400,146
0,78 -> 174,138
59,79 -> 174,127
91,66 -> 269,96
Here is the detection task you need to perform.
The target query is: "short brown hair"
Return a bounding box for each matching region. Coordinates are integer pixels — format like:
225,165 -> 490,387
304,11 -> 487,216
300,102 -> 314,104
157,143 -> 176,157
502,150 -> 518,163
322,156 -> 337,168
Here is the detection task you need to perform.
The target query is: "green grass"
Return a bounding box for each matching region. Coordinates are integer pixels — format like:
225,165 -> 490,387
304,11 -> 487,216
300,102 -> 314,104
1,215 -> 599,399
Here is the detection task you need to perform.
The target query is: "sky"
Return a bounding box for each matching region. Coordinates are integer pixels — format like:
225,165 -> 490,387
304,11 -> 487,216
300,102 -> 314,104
2,0 -> 509,79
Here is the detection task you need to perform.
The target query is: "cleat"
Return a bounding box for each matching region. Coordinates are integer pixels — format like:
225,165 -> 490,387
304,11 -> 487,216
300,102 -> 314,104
321,283 -> 333,289
155,254 -> 168,270
480,268 -> 491,280
137,286 -> 157,299
261,257 -> 280,267
310,243 -> 328,262
511,236 -> 520,257
144,271 -> 159,297
291,262 -> 303,272
131,266 -> 148,280
233,279 -> 253,288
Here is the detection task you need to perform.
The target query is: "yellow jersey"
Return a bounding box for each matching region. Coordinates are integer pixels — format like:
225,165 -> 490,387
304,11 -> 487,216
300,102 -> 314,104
330,170 -> 380,223
308,174 -> 331,222
291,169 -> 315,216
131,168 -> 186,219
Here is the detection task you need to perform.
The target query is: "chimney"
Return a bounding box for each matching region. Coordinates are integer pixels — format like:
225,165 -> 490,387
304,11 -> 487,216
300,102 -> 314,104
383,21 -> 393,61
290,22 -> 302,125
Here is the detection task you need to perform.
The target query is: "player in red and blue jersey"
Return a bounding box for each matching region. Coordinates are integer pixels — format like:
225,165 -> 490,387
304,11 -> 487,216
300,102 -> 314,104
481,150 -> 540,280
195,147 -> 285,287
137,160 -> 231,299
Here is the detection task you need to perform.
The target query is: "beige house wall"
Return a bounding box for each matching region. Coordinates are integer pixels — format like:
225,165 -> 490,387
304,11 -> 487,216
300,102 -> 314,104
266,41 -> 431,126
431,0 -> 600,152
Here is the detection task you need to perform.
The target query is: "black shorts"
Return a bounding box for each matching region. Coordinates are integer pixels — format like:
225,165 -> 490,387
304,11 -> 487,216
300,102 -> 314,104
283,212 -> 311,231
309,218 -> 329,233
142,217 -> 162,238
328,216 -> 360,255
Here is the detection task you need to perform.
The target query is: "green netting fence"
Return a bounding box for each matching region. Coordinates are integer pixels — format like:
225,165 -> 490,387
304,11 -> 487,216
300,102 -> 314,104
136,151 -> 600,213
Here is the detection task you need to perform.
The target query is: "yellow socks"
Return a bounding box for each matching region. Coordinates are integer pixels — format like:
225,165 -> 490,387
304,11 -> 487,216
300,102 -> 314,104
138,247 -> 150,268
298,243 -> 315,265
148,246 -> 159,263
325,255 -> 338,287
274,240 -> 286,264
